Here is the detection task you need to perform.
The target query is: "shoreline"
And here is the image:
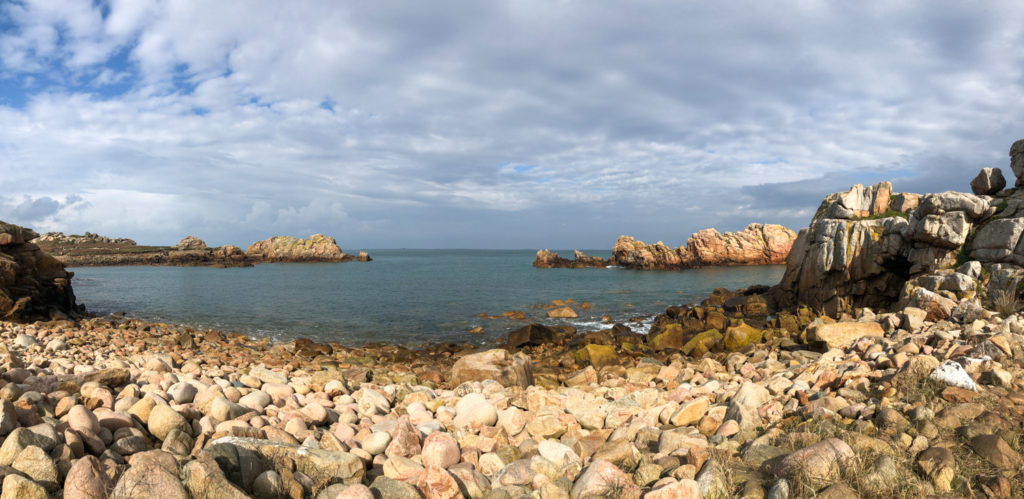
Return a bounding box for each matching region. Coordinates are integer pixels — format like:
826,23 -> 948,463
5,154 -> 1024,496
1,280 -> 1019,497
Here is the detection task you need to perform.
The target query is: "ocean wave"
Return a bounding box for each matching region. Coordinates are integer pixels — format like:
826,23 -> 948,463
566,316 -> 655,335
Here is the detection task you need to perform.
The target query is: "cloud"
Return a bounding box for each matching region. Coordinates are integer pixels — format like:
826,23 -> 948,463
0,1 -> 1023,248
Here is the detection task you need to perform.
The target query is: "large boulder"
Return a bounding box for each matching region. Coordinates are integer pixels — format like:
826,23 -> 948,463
450,349 -> 533,388
507,323 -> 557,349
1011,139 -> 1024,186
175,235 -> 207,251
775,438 -> 856,488
0,221 -> 79,320
815,181 -> 893,220
971,167 -> 1007,195
801,321 -> 884,349
207,437 -> 364,490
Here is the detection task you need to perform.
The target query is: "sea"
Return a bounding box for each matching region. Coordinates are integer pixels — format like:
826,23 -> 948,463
68,249 -> 786,346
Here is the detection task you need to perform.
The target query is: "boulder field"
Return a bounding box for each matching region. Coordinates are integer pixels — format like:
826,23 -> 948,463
534,223 -> 797,270
33,232 -> 371,267
0,281 -> 1020,498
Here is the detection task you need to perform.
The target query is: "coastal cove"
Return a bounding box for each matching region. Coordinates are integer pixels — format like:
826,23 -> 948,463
68,249 -> 786,345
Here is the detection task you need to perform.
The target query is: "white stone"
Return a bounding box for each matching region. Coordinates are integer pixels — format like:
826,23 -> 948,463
929,361 -> 978,391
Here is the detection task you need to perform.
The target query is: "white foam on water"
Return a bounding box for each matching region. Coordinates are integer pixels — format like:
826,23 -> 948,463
565,316 -> 656,335
567,320 -> 614,330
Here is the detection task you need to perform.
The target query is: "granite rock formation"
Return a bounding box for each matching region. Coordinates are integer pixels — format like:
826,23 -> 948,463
34,231 -> 136,246
534,224 -> 797,270
778,138 -> 1024,318
613,224 -> 797,269
0,222 -> 80,320
175,235 -> 207,251
35,234 -> 253,268
246,234 -> 356,263
34,232 -> 371,267
532,249 -> 608,268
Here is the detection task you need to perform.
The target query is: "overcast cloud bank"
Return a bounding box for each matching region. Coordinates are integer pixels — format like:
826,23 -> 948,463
1,1 -> 1023,248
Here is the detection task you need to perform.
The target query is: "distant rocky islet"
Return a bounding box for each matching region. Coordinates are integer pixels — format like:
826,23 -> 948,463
533,223 -> 798,270
32,232 -> 372,268
0,142 -> 1024,496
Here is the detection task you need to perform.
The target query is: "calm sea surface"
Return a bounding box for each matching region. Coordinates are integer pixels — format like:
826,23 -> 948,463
69,249 -> 785,345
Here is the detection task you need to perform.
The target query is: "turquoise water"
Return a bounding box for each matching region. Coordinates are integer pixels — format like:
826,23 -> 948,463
69,250 -> 785,346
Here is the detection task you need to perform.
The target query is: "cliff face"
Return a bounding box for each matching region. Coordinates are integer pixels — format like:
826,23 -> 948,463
778,138 -> 1024,318
246,234 -> 352,263
611,224 -> 797,270
0,222 -> 80,320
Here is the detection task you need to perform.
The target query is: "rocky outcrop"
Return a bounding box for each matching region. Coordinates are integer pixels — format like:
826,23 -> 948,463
34,231 -> 136,246
611,224 -> 797,269
34,232 -> 371,267
779,139 -> 1024,317
532,249 -> 607,268
36,234 -> 254,268
246,234 -> 359,263
0,222 -> 80,320
534,224 -> 797,270
175,235 -> 207,251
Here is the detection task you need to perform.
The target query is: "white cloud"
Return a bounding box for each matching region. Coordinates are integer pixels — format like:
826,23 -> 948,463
0,1 -> 1023,247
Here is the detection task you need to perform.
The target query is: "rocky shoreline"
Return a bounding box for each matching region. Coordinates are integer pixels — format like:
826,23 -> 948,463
534,224 -> 797,270
2,141 -> 1024,497
34,233 -> 371,268
0,278 -> 1020,498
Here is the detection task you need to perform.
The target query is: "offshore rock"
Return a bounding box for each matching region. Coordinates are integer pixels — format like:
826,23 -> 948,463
39,231 -> 370,267
246,234 -> 352,262
35,232 -> 254,268
535,223 -> 796,270
611,223 -> 797,270
533,249 -> 607,268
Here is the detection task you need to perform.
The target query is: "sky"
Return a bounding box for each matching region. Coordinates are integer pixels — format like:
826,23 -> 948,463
1,1 -> 1024,249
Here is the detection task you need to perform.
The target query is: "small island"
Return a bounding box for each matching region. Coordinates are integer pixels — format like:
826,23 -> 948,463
534,223 -> 798,270
32,232 -> 372,268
